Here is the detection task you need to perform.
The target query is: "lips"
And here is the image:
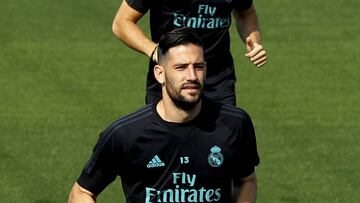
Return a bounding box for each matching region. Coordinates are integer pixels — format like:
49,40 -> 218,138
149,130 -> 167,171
181,84 -> 201,96
182,82 -> 201,90
182,85 -> 199,89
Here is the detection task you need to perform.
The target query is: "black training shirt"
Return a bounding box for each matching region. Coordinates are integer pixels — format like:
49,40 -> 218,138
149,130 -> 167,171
77,98 -> 259,202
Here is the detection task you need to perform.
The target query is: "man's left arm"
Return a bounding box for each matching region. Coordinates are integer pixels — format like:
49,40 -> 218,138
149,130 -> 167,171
233,5 -> 267,67
235,172 -> 257,203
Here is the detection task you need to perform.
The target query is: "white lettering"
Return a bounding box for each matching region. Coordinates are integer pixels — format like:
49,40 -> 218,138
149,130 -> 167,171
145,187 -> 156,203
147,173 -> 222,202
172,173 -> 181,185
187,174 -> 196,187
198,4 -> 206,14
198,4 -> 217,16
209,6 -> 216,16
173,13 -> 184,27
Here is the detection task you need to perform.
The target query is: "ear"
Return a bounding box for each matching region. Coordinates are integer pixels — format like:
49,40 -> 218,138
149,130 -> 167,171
154,64 -> 165,84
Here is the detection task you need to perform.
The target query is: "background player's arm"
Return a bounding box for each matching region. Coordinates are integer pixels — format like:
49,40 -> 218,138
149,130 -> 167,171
112,0 -> 157,58
68,182 -> 96,203
232,5 -> 267,67
235,172 -> 257,203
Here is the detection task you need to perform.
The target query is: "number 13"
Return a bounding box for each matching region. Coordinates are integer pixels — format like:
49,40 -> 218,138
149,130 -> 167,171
180,156 -> 189,164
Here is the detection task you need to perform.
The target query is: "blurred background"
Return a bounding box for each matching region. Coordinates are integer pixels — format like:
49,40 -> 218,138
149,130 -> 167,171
1,0 -> 359,202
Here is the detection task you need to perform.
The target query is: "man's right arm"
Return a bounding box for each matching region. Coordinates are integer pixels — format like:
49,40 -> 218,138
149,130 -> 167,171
235,172 -> 257,203
112,0 -> 157,58
68,182 -> 96,203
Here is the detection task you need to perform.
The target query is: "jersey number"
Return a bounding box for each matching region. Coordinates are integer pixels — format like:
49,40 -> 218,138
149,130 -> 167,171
180,156 -> 189,164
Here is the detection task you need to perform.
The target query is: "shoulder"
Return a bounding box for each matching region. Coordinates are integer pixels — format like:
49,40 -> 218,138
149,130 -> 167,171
232,0 -> 253,12
97,104 -> 154,145
204,98 -> 251,122
125,0 -> 150,14
220,104 -> 250,120
105,104 -> 154,135
202,99 -> 255,139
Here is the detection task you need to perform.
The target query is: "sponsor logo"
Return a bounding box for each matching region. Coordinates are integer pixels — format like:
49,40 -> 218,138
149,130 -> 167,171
173,4 -> 231,29
145,172 -> 222,203
147,155 -> 165,168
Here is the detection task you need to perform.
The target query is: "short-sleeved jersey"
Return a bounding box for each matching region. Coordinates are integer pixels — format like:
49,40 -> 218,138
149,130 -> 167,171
125,0 -> 253,104
77,98 -> 259,202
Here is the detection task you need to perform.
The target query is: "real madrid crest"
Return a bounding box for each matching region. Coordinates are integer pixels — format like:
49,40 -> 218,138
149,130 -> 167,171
208,146 -> 224,167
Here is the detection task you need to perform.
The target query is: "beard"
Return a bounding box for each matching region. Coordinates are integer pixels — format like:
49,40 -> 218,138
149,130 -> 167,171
165,77 -> 203,111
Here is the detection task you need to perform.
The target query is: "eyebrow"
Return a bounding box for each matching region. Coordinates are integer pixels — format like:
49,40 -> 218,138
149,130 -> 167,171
193,62 -> 207,66
173,62 -> 206,67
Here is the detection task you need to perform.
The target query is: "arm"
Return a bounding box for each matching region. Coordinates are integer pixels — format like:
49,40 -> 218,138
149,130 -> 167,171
235,172 -> 257,203
112,0 -> 157,58
233,5 -> 267,67
68,182 -> 96,203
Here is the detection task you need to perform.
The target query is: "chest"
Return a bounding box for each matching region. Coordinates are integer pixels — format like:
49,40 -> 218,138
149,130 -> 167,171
122,125 -> 239,188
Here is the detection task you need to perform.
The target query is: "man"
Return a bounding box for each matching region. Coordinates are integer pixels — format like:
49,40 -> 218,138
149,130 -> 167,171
68,28 -> 260,203
112,0 -> 267,105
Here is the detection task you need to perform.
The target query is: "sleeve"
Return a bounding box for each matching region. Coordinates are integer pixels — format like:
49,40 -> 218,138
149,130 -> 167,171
234,111 -> 260,178
232,0 -> 253,12
126,0 -> 150,13
77,130 -> 121,195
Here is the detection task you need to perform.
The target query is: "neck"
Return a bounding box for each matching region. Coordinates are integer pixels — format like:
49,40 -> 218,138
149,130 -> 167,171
156,98 -> 202,123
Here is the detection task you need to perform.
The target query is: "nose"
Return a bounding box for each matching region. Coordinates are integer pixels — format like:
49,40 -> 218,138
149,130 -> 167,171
185,65 -> 197,81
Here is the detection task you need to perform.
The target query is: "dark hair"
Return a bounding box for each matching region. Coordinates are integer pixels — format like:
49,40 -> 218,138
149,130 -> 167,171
157,27 -> 203,62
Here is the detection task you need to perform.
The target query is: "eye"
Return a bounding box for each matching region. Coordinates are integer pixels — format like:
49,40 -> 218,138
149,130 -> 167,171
194,63 -> 206,70
174,64 -> 188,70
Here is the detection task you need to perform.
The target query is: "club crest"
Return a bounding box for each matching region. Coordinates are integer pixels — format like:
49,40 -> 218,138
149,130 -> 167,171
208,146 -> 224,167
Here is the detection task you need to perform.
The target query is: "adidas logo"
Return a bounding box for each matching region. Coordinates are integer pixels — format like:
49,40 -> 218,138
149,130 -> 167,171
147,155 -> 165,168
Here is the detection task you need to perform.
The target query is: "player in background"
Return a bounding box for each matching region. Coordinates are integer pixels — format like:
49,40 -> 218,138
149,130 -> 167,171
112,0 -> 267,105
68,28 -> 260,203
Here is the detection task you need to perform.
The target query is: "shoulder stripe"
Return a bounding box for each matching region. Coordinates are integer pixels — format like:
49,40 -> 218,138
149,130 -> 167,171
218,104 -> 249,119
85,104 -> 154,173
96,104 -> 153,146
111,104 -> 153,127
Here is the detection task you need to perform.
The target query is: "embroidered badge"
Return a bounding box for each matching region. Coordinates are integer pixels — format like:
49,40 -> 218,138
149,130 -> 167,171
208,146 -> 224,167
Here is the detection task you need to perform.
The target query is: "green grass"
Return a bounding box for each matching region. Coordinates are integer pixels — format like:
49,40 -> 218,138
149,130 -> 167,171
1,0 -> 359,202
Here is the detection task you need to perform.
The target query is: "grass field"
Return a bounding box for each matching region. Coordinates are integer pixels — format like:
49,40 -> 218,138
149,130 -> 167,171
1,0 -> 359,202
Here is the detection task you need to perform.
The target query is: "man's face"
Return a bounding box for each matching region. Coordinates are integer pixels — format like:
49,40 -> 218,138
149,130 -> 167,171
162,44 -> 206,110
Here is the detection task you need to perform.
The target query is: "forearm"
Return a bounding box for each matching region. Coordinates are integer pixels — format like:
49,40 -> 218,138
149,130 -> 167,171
235,173 -> 257,203
113,19 -> 156,57
112,1 -> 156,57
68,183 -> 96,203
233,5 -> 261,44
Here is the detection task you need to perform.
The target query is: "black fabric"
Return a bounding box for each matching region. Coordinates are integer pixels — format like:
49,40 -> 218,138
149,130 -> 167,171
126,0 -> 253,105
77,98 -> 259,202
